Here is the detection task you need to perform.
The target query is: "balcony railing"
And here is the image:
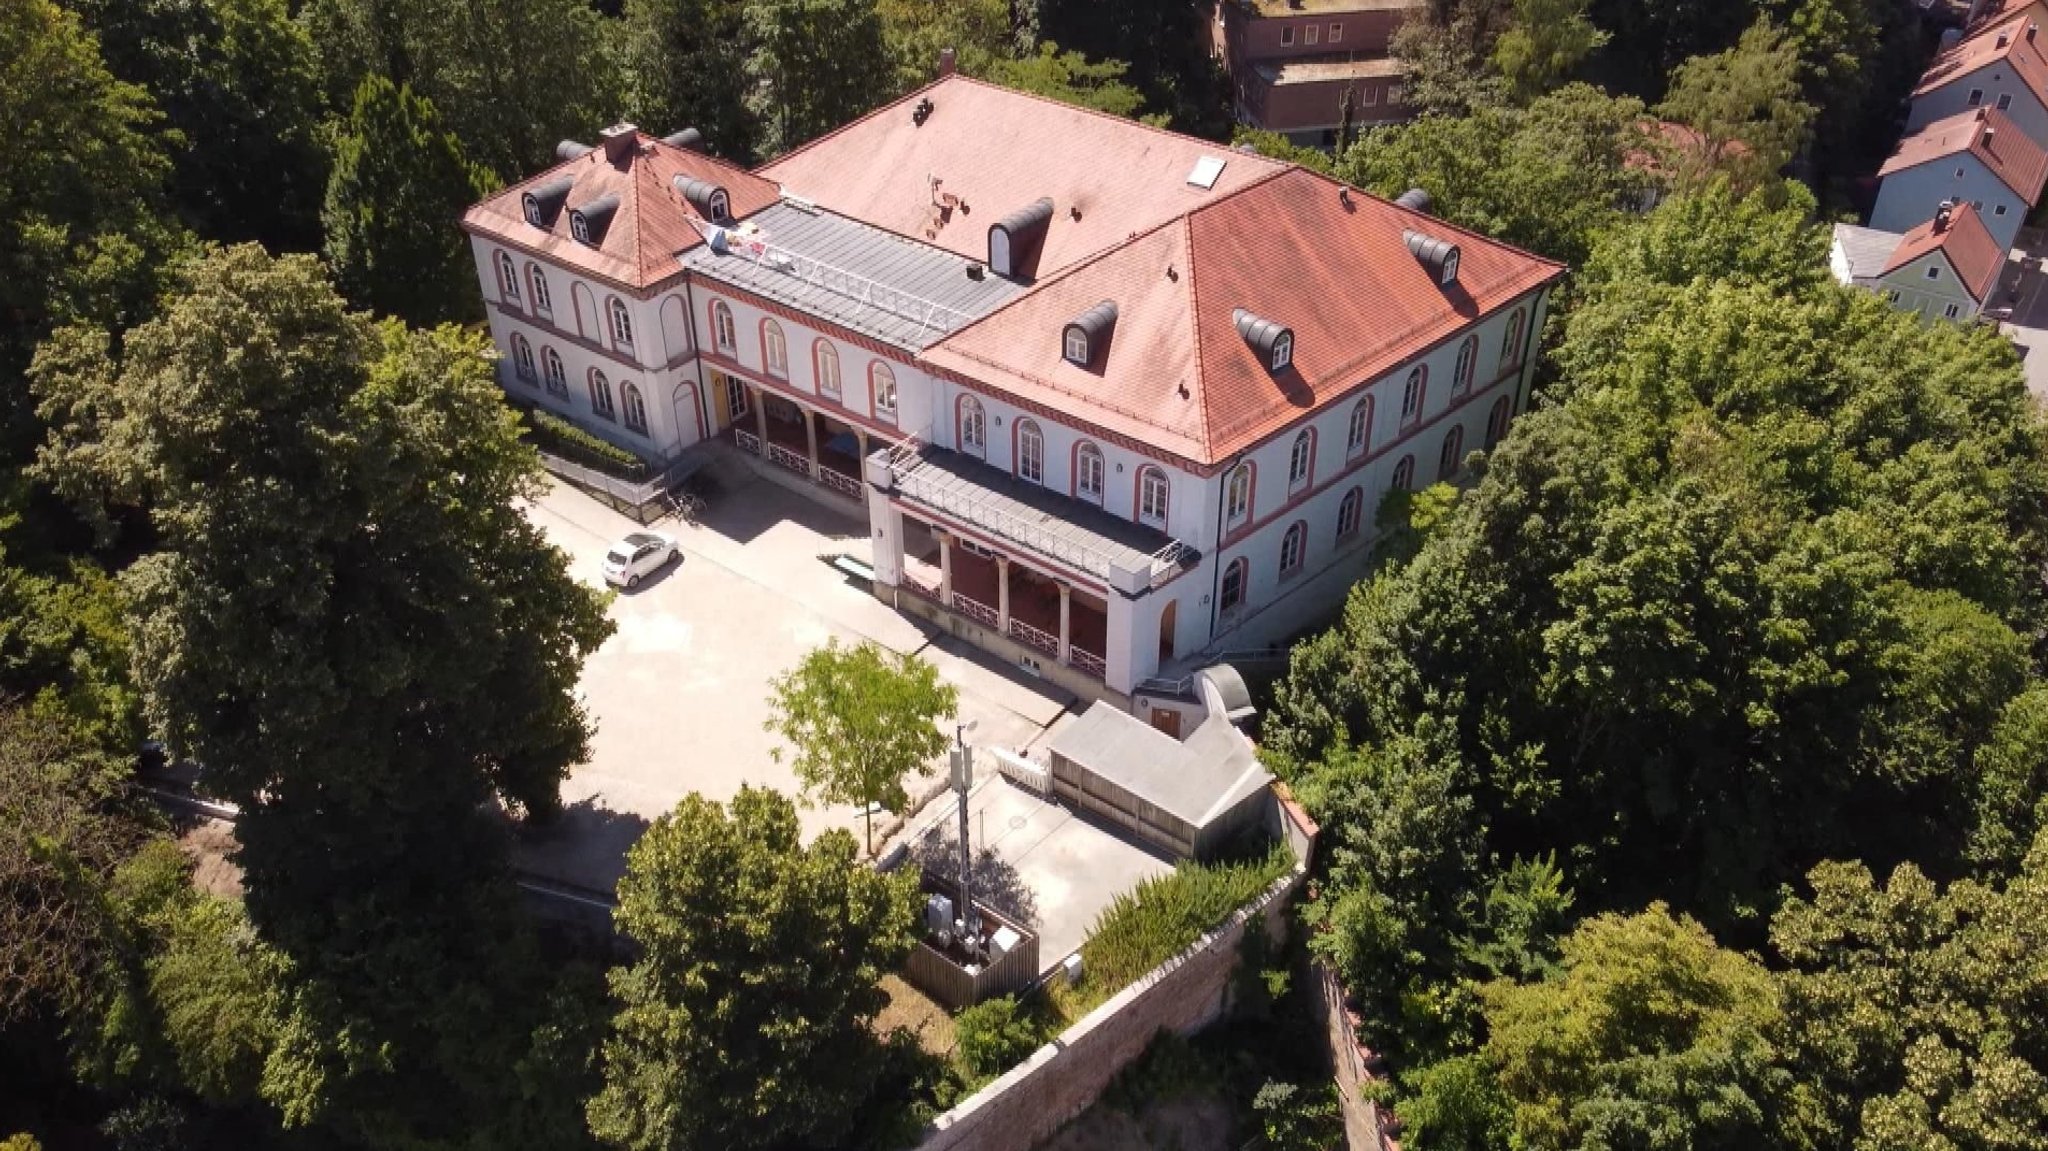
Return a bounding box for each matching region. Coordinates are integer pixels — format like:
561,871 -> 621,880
1069,648 -> 1107,680
819,467 -> 862,500
952,593 -> 999,628
1008,618 -> 1059,657
735,429 -> 763,456
766,442 -> 813,477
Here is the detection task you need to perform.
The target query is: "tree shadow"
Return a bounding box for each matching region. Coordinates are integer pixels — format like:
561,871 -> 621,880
508,795 -> 652,896
908,821 -> 1041,929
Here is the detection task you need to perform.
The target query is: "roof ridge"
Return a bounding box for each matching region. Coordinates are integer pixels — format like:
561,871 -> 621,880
1178,215 -> 1219,461
1241,164 -> 1566,269
924,211 -> 1198,350
939,74 -> 1291,173
753,74 -> 953,177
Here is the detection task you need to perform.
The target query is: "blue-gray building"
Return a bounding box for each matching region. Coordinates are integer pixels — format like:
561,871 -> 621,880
1871,107 -> 2046,253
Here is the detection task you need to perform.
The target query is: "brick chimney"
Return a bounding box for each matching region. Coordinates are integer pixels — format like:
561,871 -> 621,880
1936,200 -> 1954,232
600,123 -> 639,165
939,47 -> 957,76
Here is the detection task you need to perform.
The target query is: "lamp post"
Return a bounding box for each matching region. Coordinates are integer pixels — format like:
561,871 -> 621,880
950,719 -> 978,939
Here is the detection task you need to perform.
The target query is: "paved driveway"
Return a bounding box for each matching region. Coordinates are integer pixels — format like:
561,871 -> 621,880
512,469 -> 1079,892
1996,231 -> 2048,403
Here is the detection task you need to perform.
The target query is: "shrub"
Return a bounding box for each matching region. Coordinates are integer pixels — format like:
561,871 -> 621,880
1080,843 -> 1291,995
953,995 -> 1046,1079
518,406 -> 646,477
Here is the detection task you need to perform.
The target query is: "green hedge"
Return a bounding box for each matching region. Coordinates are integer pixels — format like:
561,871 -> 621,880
1080,843 -> 1291,995
518,405 -> 647,478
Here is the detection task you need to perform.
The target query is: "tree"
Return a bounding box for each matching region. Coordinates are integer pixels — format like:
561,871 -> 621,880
323,76 -> 498,327
1656,18 -> 1814,191
745,0 -> 892,158
1231,128 -> 1336,176
877,0 -> 1014,95
66,0 -> 328,251
765,638 -> 957,854
1491,0 -> 1609,100
615,0 -> 757,162
31,245 -> 613,1145
953,995 -> 1045,1079
1770,844 -> 2048,1151
1252,1080 -> 1345,1151
1483,906 -> 1786,1151
587,787 -> 919,1151
981,41 -> 1151,120
1035,0 -> 1232,136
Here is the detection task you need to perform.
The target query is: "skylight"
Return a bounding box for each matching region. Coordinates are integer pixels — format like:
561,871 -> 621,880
1187,156 -> 1227,190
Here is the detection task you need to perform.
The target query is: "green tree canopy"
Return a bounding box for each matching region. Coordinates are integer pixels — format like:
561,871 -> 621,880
877,0 -> 1014,95
981,41 -> 1153,120
1655,18 -> 1814,191
1491,0 -> 1610,100
615,0 -> 758,162
1036,0 -> 1230,136
30,244 -> 612,1145
765,638 -> 957,854
323,76 -> 498,327
745,0 -> 892,157
588,787 -> 919,1151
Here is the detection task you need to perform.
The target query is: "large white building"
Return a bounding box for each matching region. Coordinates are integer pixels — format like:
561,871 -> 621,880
462,76 -> 1562,718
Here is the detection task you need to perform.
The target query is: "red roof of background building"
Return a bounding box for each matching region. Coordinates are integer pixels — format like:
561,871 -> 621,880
924,166 -> 1563,467
1966,0 -> 2048,38
1879,200 -> 2006,302
1878,106 -> 2048,203
1915,11 -> 2048,102
758,75 -> 1291,279
461,131 -> 780,291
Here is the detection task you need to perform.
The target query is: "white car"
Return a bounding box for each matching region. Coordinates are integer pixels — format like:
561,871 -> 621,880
602,531 -> 678,589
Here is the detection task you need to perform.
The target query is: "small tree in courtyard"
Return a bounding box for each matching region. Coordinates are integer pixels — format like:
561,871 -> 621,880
765,638 -> 958,855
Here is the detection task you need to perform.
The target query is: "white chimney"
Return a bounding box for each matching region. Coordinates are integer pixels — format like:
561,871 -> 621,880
600,123 -> 638,165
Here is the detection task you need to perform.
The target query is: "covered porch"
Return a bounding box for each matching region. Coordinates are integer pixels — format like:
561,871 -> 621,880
728,380 -> 868,502
897,518 -> 1111,682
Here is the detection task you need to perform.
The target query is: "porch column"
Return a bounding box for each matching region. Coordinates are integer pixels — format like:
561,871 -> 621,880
938,531 -> 954,599
751,387 -> 768,453
996,556 -> 1011,632
1057,581 -> 1072,662
804,407 -> 820,475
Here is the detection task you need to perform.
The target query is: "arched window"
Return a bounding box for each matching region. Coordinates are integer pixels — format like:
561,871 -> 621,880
1288,429 -> 1314,493
608,298 -> 635,353
1016,419 -> 1045,484
621,382 -> 648,434
816,341 -> 842,399
1453,335 -> 1477,395
1225,463 -> 1253,528
958,395 -> 986,456
511,334 -> 537,383
589,369 -> 616,420
1138,466 -> 1170,529
1438,425 -> 1465,480
1075,442 -> 1105,504
1485,395 -> 1513,448
762,320 -> 787,378
711,300 -> 736,353
1501,307 -> 1527,370
1220,557 -> 1248,613
1347,397 -> 1373,456
528,265 -> 552,316
542,347 -> 568,397
1271,331 -> 1293,371
1400,366 -> 1426,425
1280,521 -> 1307,576
871,362 -> 898,422
1392,454 -> 1415,491
709,188 -> 730,219
496,252 -> 519,303
1337,487 -> 1364,539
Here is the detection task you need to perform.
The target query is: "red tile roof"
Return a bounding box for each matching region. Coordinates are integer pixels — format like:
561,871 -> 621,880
757,75 -> 1291,279
1879,201 -> 2006,302
461,130 -> 781,291
1967,0 -> 2048,38
1915,11 -> 2048,103
924,167 -> 1563,467
1878,106 -> 2048,204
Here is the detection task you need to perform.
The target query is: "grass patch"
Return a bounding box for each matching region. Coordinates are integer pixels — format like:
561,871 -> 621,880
1073,842 -> 1292,1009
515,404 -> 648,478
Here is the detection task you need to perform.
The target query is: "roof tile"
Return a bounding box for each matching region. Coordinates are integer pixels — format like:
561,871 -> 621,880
1879,201 -> 2006,303
1878,106 -> 2048,204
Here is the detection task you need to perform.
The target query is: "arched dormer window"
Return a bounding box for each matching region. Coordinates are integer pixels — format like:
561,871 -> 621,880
608,297 -> 635,354
1347,397 -> 1373,456
1271,331 -> 1293,371
709,188 -> 730,219
1075,442 -> 1104,504
1287,429 -> 1313,493
588,369 -> 616,421
1225,463 -> 1253,528
871,362 -> 897,423
711,301 -> 736,353
542,347 -> 568,397
816,341 -> 841,399
1015,419 -> 1044,484
1438,425 -> 1465,480
958,395 -> 986,456
621,382 -> 648,434
762,320 -> 787,378
1137,466 -> 1170,529
528,265 -> 552,316
496,252 -> 519,303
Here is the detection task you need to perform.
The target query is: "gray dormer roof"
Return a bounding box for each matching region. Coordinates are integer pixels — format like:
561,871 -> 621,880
1233,308 -> 1293,370
989,196 -> 1055,277
1404,229 -> 1461,287
570,192 -> 620,246
1064,300 -> 1118,365
661,127 -> 704,150
522,175 -> 574,227
556,140 -> 594,162
674,176 -> 731,222
1394,187 -> 1433,213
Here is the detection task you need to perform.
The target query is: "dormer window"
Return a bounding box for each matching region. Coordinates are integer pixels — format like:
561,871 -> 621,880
710,189 -> 730,219
1233,308 -> 1294,374
570,214 -> 591,244
1405,229 -> 1461,288
1062,301 -> 1117,367
675,177 -> 734,223
1272,332 -> 1293,370
989,197 -> 1054,279
521,176 -> 573,229
568,193 -> 620,248
524,200 -> 544,227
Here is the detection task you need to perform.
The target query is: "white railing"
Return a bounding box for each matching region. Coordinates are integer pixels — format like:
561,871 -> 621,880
1068,648 -> 1107,680
819,467 -> 862,499
1009,617 -> 1059,657
766,442 -> 813,477
710,227 -> 976,335
902,575 -> 944,605
735,429 -> 762,456
953,594 -> 999,628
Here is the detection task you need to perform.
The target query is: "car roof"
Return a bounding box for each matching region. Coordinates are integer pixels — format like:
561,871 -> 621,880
623,532 -> 663,546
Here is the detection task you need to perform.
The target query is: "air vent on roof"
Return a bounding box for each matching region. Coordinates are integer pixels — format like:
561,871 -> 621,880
674,176 -> 732,223
1063,301 -> 1118,367
556,140 -> 594,162
522,175 -> 575,228
1234,308 -> 1294,373
1187,156 -> 1227,189
1405,229 -> 1462,287
661,127 -> 703,150
1394,187 -> 1434,214
988,197 -> 1054,279
569,193 -> 620,247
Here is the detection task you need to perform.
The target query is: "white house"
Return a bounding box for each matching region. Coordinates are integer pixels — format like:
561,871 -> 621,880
462,76 -> 1562,713
1871,106 -> 2047,252
1831,201 -> 2007,322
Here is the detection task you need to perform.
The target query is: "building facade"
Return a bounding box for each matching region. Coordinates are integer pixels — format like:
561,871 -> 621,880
1908,12 -> 2048,144
1210,0 -> 1426,146
463,77 -> 1561,709
1832,201 -> 2005,322
1870,106 -> 2046,252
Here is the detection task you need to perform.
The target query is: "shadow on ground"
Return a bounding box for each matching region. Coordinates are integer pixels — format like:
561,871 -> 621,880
909,822 -> 1043,929
510,795 -> 653,895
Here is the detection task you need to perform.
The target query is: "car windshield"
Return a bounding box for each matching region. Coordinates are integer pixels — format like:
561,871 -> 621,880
623,533 -> 661,548
605,549 -> 631,566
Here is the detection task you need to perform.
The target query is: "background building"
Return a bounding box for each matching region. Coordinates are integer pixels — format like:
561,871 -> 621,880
1210,0 -> 1427,146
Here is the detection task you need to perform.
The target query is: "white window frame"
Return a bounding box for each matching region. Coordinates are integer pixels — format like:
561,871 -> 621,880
1438,426 -> 1464,481
1017,420 -> 1045,484
497,252 -> 519,303
512,335 -> 537,383
960,396 -> 987,455
1304,23 -> 1319,45
725,375 -> 749,420
872,363 -> 898,422
1999,92 -> 2014,110
1064,329 -> 1089,364
1076,443 -> 1104,504
1220,558 -> 1247,613
1226,464 -> 1252,527
1280,25 -> 1294,45
1944,302 -> 1963,319
817,343 -> 842,399
1347,398 -> 1372,456
622,382 -> 648,434
1969,87 -> 1985,106
1453,336 -> 1476,395
1287,431 -> 1312,493
1392,454 -> 1414,491
1272,333 -> 1293,371
589,370 -> 616,421
1279,523 -> 1306,576
713,301 -> 737,353
1400,367 -> 1424,424
608,298 -> 634,354
1139,469 -> 1170,529
528,266 -> 552,317
542,347 -> 568,397
1337,489 -> 1362,538
764,321 -> 788,378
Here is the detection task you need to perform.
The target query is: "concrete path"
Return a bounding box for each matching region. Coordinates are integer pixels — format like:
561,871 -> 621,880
512,472 -> 1078,892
